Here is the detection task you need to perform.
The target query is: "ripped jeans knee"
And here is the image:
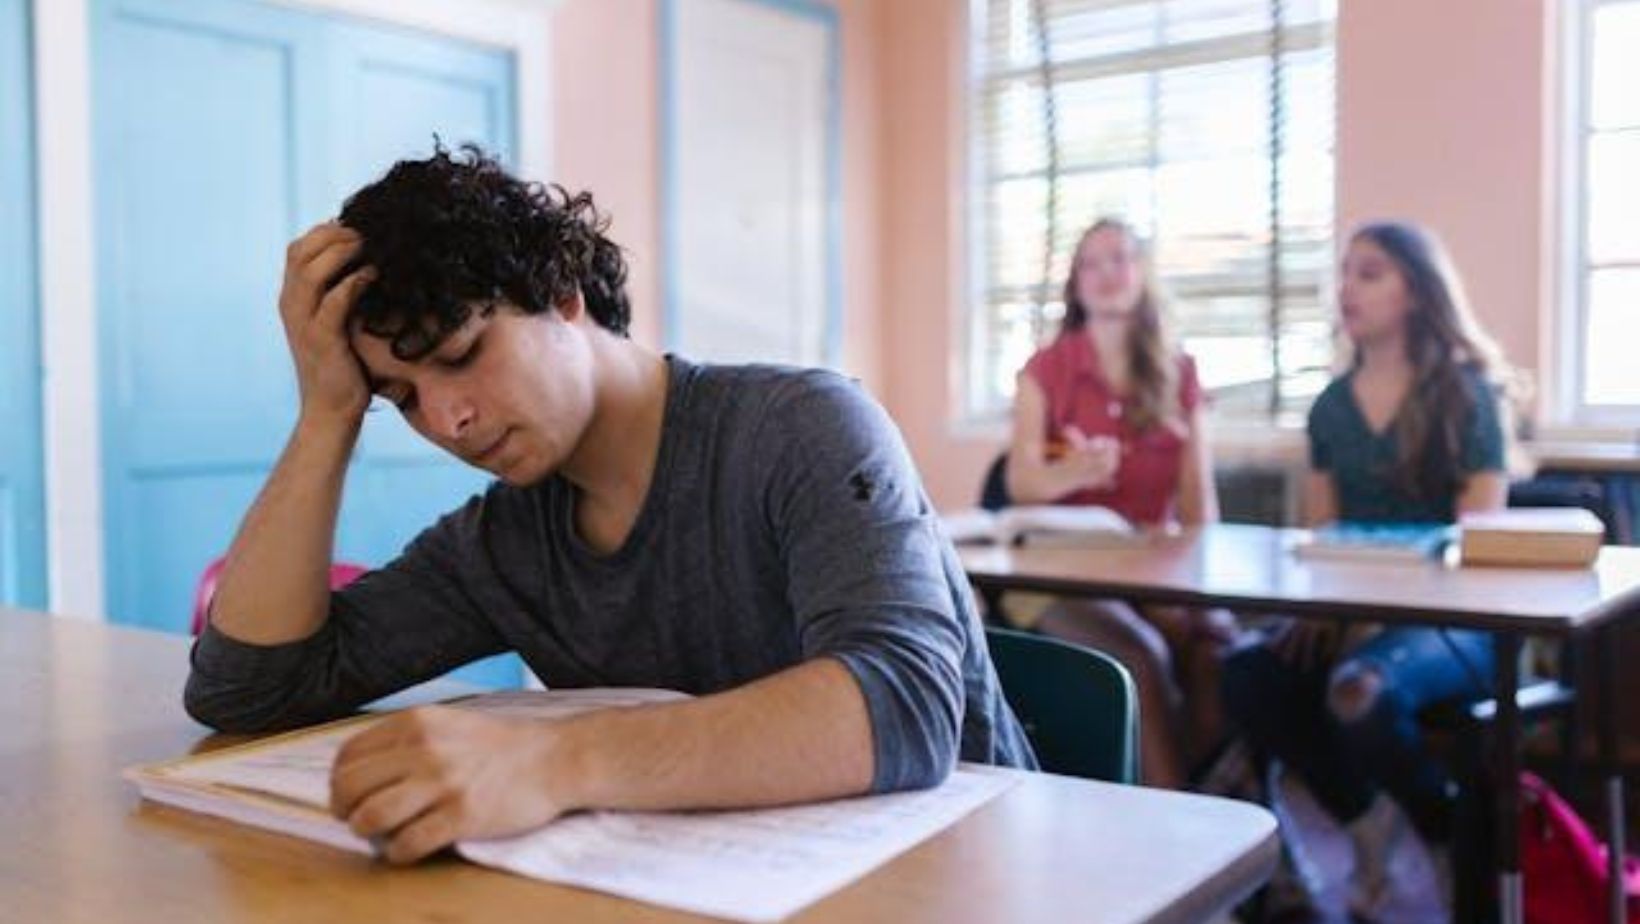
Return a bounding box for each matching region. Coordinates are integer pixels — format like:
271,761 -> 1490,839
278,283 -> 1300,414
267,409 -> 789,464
1327,659 -> 1387,723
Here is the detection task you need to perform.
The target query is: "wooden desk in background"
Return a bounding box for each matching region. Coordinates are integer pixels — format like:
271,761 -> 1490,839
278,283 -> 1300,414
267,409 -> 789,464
961,523 -> 1640,924
1528,439 -> 1640,475
1524,438 -> 1640,547
0,608 -> 1277,924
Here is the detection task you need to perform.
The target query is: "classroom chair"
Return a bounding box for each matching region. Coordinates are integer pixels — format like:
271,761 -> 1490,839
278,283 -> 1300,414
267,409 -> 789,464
189,557 -> 369,635
986,626 -> 1140,784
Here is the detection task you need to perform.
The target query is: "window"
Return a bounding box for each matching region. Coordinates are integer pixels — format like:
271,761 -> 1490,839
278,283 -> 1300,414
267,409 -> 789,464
1566,0 -> 1640,422
967,0 -> 1338,422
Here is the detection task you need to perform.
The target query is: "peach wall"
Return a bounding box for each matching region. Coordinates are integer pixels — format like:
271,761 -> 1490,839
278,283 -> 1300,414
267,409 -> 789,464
878,0 -> 1001,510
549,0 -> 885,394
1335,0 -> 1557,409
551,0 -> 663,348
835,0 -> 885,395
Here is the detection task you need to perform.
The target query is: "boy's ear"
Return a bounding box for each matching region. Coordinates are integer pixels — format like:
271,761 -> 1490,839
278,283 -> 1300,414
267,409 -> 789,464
555,287 -> 585,322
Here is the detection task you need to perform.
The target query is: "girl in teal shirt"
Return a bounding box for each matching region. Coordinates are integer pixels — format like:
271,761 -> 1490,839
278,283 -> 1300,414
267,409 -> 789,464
1223,222 -> 1514,921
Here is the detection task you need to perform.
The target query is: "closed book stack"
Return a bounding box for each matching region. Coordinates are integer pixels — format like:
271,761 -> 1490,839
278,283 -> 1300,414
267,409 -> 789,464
1458,508 -> 1605,568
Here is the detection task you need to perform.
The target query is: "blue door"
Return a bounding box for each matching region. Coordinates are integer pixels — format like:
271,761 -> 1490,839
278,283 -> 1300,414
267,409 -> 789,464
93,0 -> 521,686
0,0 -> 47,609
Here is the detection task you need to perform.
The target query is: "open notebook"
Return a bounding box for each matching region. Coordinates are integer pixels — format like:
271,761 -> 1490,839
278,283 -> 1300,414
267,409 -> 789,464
941,504 -> 1135,548
126,689 -> 1016,922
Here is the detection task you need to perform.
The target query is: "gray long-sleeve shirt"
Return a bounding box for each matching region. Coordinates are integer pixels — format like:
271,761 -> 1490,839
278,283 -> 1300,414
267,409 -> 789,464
185,356 -> 1036,792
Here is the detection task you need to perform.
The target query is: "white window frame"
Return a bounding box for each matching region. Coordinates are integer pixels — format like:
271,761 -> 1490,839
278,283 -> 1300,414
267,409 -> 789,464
960,0 -> 1337,431
1557,0 -> 1640,429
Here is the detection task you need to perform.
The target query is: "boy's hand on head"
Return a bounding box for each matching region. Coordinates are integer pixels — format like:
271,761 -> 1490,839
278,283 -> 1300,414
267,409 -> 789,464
329,706 -> 577,865
278,221 -> 376,428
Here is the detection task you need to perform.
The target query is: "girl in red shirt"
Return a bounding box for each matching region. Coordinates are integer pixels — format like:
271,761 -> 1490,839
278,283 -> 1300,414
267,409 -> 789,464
1006,217 -> 1233,788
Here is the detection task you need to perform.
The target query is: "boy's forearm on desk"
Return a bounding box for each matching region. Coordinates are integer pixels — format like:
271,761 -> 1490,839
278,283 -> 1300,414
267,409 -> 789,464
552,658 -> 877,813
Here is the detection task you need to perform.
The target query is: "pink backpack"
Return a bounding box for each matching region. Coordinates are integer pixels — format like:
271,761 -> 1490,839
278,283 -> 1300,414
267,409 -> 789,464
1522,771 -> 1640,924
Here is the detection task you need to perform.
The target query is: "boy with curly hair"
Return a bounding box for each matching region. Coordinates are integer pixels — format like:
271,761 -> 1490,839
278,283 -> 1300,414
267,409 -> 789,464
184,145 -> 1034,864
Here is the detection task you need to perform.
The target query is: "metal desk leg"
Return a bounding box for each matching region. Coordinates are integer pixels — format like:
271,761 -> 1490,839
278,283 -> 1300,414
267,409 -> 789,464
1600,624 -> 1628,924
1495,632 -> 1524,924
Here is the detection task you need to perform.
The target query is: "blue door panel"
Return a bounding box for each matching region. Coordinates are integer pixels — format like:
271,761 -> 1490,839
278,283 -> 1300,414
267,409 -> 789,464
95,0 -> 314,629
103,18 -> 301,468
333,462 -> 487,565
0,0 -> 47,608
329,21 -> 516,199
126,469 -> 266,632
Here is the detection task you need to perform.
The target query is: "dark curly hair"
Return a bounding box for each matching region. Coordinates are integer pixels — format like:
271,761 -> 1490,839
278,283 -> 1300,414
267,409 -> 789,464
338,143 -> 630,360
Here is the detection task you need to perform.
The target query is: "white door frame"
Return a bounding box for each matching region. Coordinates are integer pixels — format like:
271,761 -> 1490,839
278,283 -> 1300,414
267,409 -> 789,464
32,0 -> 556,619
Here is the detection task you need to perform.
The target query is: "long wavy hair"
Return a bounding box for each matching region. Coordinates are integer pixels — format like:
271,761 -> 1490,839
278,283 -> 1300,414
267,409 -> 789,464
1348,222 -> 1512,501
1058,218 -> 1181,433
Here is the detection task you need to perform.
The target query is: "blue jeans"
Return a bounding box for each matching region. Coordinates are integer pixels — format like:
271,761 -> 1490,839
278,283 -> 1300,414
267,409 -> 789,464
1221,624 -> 1494,839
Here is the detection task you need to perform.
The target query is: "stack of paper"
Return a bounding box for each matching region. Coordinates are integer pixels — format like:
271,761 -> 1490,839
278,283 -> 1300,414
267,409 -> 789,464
126,689 -> 1016,922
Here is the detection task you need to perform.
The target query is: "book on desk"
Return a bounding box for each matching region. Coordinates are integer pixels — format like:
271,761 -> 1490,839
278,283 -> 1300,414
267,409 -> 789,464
1290,522 -> 1457,564
941,504 -> 1135,548
125,688 -> 1015,923
1291,509 -> 1606,569
1457,507 -> 1605,568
